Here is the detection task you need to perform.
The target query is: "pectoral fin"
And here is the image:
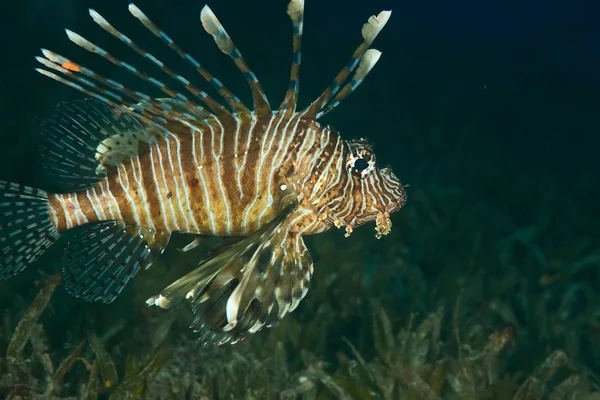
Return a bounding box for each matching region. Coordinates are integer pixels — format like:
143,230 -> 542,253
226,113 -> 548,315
147,202 -> 314,345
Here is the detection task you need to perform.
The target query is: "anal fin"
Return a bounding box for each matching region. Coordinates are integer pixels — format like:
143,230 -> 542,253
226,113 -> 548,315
62,221 -> 170,303
147,201 -> 314,345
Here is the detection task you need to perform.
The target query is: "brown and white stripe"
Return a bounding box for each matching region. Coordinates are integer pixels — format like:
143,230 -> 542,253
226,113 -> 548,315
42,1 -> 403,239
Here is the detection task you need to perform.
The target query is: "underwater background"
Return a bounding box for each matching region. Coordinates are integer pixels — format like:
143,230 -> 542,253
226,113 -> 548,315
0,0 -> 599,398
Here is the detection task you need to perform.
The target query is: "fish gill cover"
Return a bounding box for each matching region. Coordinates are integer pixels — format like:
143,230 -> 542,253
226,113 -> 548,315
0,0 -> 599,399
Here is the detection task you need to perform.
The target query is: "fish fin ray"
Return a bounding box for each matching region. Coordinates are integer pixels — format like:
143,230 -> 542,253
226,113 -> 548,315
279,0 -> 305,114
200,5 -> 272,116
86,8 -> 229,117
38,48 -> 208,129
40,99 -> 159,191
303,10 -> 391,118
0,182 -> 59,280
316,49 -> 382,118
127,3 -> 247,115
156,98 -> 213,121
147,201 -> 313,345
62,221 -> 170,303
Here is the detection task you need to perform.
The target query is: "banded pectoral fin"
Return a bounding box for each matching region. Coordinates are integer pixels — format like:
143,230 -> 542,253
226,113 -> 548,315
146,201 -> 314,345
62,221 -> 170,303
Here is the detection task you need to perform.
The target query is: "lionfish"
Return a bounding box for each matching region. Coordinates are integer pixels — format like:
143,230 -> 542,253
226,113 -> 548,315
0,0 -> 406,344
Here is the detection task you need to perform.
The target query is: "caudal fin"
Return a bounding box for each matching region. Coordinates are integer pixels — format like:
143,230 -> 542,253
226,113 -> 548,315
0,181 -> 59,280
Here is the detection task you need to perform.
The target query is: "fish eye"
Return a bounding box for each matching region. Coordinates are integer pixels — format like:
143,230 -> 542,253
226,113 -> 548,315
347,154 -> 375,179
353,158 -> 369,172
346,138 -> 376,179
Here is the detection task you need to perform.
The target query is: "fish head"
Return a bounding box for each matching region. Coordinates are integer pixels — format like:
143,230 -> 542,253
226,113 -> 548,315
333,138 -> 406,237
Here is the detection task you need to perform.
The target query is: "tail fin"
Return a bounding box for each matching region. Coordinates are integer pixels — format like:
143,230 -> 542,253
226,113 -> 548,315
0,181 -> 59,280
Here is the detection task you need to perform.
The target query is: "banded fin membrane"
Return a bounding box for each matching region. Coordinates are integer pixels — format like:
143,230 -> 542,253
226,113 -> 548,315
200,5 -> 271,116
304,10 -> 391,118
279,0 -> 305,114
147,201 -> 313,345
157,98 -> 213,121
62,221 -> 170,303
316,49 -> 382,119
0,182 -> 60,279
126,3 -> 240,115
40,99 -> 158,192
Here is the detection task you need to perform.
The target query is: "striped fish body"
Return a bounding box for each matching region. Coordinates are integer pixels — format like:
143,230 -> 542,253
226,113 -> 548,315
48,112 -> 342,237
1,0 -> 407,344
